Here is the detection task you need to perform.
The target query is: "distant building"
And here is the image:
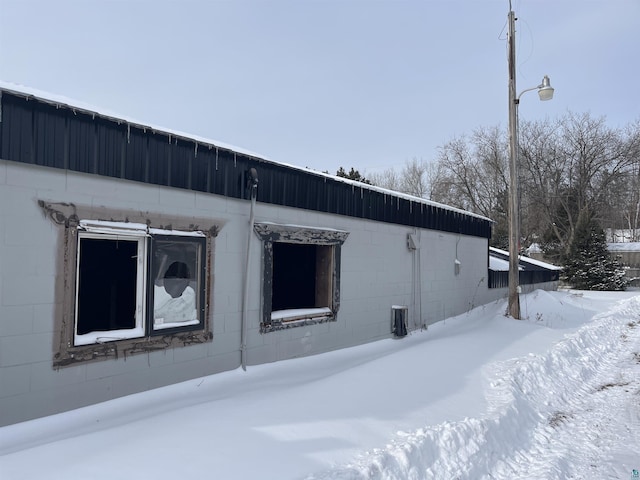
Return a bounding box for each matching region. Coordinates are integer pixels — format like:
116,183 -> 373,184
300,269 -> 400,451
606,228 -> 640,243
488,247 -> 561,292
608,243 -> 640,287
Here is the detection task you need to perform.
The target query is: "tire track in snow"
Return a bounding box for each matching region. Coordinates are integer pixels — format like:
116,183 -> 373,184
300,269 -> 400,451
307,295 -> 640,480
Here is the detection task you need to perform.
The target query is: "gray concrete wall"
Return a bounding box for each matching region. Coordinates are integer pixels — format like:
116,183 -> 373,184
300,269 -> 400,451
0,160 -> 497,425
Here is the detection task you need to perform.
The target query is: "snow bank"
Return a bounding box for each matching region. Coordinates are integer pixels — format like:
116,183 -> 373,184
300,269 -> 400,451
308,295 -> 640,479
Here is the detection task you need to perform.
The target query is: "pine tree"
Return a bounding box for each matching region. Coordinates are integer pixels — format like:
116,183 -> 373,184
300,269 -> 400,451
336,167 -> 371,184
562,209 -> 627,290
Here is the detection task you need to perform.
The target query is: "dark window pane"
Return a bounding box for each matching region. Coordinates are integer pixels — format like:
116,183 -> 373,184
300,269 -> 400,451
272,243 -> 317,311
76,238 -> 138,334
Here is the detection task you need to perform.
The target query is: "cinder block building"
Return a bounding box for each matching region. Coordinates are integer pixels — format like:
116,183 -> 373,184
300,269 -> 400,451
0,83 -> 552,426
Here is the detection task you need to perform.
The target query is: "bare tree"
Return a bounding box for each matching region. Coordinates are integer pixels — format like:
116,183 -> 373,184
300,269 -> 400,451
430,128 -> 509,246
368,158 -> 434,199
366,112 -> 640,255
597,119 -> 640,241
400,158 -> 430,198
368,167 -> 403,192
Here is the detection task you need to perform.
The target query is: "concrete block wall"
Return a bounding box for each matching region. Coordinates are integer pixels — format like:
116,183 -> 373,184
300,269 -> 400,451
0,159 -> 495,425
0,161 -> 247,425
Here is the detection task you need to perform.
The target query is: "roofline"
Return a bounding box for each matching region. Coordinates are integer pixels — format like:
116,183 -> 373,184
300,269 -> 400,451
0,80 -> 491,223
489,247 -> 562,270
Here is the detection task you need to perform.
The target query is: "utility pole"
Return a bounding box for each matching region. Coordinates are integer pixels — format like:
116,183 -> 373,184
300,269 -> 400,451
507,7 -> 521,319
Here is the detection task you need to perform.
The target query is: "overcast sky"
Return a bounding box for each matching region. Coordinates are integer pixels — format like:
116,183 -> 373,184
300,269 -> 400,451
1,0 -> 638,175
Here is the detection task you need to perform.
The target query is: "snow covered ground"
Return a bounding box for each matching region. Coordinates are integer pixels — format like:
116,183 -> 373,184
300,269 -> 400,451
1,289 -> 639,479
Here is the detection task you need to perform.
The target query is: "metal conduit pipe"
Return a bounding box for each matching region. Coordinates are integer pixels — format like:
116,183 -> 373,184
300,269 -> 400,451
241,168 -> 258,371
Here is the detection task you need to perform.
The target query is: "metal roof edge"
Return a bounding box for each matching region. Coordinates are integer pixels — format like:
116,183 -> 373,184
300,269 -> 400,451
0,80 -> 491,223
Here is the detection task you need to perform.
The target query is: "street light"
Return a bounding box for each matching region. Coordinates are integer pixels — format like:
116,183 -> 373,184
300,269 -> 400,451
516,75 -> 555,103
507,8 -> 554,319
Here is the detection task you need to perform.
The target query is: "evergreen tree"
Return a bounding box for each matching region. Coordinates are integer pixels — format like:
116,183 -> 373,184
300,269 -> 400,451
336,167 -> 371,184
562,209 -> 627,290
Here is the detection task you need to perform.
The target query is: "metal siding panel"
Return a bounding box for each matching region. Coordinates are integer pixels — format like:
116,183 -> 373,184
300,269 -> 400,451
338,183 -> 349,216
33,106 -> 66,168
293,174 -> 312,209
255,161 -> 270,202
361,189 -> 372,220
324,182 -> 334,214
308,177 -> 320,211
274,168 -> 289,205
332,182 -> 340,214
283,171 -> 300,207
290,171 -> 301,207
265,165 -> 285,205
124,129 -> 147,182
191,146 -> 211,192
208,147 -> 220,195
297,174 -> 310,209
343,184 -> 353,216
229,151 -> 243,198
260,164 -> 273,203
68,114 -> 96,173
354,186 -> 363,217
375,191 -> 383,220
147,133 -> 170,186
254,161 -> 265,202
169,139 -> 191,189
210,148 -> 223,196
283,170 -> 293,206
275,168 -> 287,205
334,182 -> 345,214
96,119 -> 125,178
400,198 -> 411,226
213,149 -> 233,197
0,96 -> 34,163
337,183 -> 348,215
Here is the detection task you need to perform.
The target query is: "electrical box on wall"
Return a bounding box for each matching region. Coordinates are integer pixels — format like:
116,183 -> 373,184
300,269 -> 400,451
407,233 -> 418,251
391,305 -> 408,337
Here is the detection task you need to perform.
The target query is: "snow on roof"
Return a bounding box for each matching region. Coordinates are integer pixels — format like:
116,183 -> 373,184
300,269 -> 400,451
608,242 -> 640,252
489,255 -> 514,271
489,246 -> 562,271
0,80 -> 491,223
0,80 -> 268,162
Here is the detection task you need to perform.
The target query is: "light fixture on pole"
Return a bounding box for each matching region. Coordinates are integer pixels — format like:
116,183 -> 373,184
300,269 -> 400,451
507,7 -> 554,319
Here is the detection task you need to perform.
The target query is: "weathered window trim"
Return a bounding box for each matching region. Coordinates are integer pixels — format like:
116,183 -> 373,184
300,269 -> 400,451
38,200 -> 218,368
254,222 -> 349,333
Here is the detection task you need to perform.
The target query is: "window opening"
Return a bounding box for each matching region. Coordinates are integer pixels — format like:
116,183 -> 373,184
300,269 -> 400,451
73,225 -> 206,346
254,222 -> 348,332
75,234 -> 146,345
273,243 -> 316,311
271,243 -> 335,319
150,235 -> 205,332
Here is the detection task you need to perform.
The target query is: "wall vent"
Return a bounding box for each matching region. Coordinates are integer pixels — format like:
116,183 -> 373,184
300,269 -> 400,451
391,305 -> 408,338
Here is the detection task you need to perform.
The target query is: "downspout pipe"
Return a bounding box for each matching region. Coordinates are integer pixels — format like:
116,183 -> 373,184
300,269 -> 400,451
241,168 -> 258,371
